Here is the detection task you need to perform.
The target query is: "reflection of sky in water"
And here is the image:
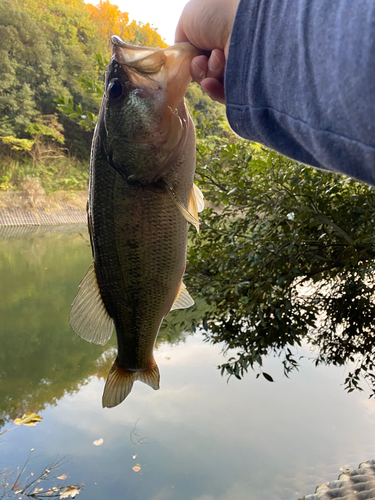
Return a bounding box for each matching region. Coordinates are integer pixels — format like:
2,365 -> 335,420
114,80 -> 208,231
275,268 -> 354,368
3,334 -> 375,500
1,226 -> 375,500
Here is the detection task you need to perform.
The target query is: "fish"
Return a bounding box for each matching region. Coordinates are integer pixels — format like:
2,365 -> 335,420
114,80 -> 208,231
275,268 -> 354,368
69,36 -> 204,408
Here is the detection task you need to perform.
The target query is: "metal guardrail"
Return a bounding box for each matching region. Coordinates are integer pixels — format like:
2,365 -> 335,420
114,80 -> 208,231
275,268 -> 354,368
0,204 -> 86,226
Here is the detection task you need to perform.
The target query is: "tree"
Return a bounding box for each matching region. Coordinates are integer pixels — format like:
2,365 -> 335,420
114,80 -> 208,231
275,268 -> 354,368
87,0 -> 167,49
181,128 -> 375,395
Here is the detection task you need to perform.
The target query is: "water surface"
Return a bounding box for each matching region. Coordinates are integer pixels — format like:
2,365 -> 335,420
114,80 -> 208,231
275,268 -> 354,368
1,226 -> 374,500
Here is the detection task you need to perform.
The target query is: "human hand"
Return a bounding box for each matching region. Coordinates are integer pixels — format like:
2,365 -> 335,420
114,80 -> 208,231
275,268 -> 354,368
175,0 -> 240,103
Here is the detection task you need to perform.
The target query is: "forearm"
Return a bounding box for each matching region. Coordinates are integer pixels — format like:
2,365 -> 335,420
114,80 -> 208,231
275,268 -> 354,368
225,0 -> 375,185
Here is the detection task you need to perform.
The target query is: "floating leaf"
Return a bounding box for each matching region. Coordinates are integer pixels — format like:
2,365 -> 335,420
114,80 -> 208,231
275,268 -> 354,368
57,475 -> 67,480
93,438 -> 103,446
33,487 -> 43,493
132,464 -> 141,472
59,485 -> 83,499
14,413 -> 42,427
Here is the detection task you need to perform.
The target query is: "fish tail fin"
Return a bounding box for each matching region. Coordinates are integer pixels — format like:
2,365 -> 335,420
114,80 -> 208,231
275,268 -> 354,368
102,358 -> 160,408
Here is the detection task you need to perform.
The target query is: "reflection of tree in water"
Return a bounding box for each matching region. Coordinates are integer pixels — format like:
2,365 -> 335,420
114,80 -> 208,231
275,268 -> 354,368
0,454 -> 84,499
0,227 -> 200,427
181,134 -> 375,396
0,414 -> 83,499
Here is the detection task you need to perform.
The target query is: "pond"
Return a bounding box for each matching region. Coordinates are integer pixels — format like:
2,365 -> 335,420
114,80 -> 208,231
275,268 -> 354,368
1,225 -> 375,500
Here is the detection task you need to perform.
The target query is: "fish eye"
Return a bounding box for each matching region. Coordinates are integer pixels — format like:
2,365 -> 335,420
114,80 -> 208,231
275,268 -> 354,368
107,78 -> 123,100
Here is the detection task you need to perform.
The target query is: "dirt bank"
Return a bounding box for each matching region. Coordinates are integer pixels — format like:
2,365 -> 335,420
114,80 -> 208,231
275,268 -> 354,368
0,190 -> 88,226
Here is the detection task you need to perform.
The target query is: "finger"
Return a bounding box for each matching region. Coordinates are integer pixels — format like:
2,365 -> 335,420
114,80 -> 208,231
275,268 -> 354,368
175,20 -> 189,44
206,49 -> 225,81
190,55 -> 209,84
201,78 -> 226,104
174,2 -> 191,44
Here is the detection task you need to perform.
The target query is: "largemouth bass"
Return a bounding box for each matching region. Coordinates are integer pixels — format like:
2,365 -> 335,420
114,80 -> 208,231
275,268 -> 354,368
69,36 -> 203,408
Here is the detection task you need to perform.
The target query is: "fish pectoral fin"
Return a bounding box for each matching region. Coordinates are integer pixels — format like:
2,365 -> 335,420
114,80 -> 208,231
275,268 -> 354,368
69,262 -> 114,346
170,282 -> 194,311
102,359 -> 160,408
191,183 -> 205,213
163,181 -> 200,232
188,183 -> 205,223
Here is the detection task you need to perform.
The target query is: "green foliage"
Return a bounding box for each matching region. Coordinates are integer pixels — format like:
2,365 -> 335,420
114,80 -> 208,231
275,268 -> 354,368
0,156 -> 89,192
181,130 -> 375,396
55,95 -> 98,130
185,83 -> 228,137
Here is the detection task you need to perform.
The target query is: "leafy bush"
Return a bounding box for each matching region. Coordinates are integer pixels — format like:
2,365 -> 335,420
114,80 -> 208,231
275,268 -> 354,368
182,131 -> 375,395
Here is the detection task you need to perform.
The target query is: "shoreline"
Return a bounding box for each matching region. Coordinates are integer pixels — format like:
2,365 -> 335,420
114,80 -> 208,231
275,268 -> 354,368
0,190 -> 87,226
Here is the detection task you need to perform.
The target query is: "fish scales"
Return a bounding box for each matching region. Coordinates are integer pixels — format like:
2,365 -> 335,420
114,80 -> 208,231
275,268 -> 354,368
90,142 -> 192,370
70,37 -> 203,408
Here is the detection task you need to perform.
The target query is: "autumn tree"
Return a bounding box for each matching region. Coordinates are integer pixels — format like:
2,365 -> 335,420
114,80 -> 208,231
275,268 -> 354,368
87,0 -> 167,49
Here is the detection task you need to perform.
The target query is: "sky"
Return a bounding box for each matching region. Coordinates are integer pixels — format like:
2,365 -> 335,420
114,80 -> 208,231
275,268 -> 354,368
89,0 -> 190,45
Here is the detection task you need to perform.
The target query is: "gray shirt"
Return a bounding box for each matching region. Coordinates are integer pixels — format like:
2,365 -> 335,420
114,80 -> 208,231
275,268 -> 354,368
225,0 -> 375,185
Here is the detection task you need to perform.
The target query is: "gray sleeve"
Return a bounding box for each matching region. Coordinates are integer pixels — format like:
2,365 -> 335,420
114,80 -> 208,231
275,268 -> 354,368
225,0 -> 375,185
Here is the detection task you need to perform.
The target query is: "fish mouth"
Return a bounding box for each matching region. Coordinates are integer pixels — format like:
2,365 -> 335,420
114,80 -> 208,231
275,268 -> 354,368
111,36 -> 201,110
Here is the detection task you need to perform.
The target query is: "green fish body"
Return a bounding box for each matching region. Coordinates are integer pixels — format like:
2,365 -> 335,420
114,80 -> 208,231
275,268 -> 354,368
70,37 -> 203,408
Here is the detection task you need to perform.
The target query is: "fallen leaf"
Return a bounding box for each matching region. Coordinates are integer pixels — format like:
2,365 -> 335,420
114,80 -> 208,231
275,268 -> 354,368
33,487 -> 43,493
59,485 -> 82,499
30,473 -> 34,476
45,490 -> 55,496
132,464 -> 141,473
132,454 -> 137,459
14,413 -> 42,427
57,475 -> 67,480
93,438 -> 103,446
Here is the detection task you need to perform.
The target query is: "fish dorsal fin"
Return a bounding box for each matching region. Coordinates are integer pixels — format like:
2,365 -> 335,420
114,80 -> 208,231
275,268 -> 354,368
170,282 -> 195,311
69,262 -> 114,346
163,181 -> 200,232
102,358 -> 160,408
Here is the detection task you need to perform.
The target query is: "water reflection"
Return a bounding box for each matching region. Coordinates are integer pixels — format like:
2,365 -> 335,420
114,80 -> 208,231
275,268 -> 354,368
1,226 -> 375,500
0,225 -> 200,425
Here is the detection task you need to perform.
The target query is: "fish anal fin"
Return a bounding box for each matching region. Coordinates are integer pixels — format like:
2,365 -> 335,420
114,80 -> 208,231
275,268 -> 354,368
170,282 -> 194,311
102,359 -> 160,408
69,262 -> 114,346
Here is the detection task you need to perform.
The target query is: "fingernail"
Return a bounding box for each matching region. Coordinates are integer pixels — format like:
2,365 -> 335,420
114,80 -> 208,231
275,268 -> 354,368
208,52 -> 222,72
192,61 -> 206,81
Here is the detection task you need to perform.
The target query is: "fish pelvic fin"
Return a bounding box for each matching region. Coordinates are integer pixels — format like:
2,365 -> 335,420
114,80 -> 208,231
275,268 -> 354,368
69,262 -> 114,346
102,359 -> 160,408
